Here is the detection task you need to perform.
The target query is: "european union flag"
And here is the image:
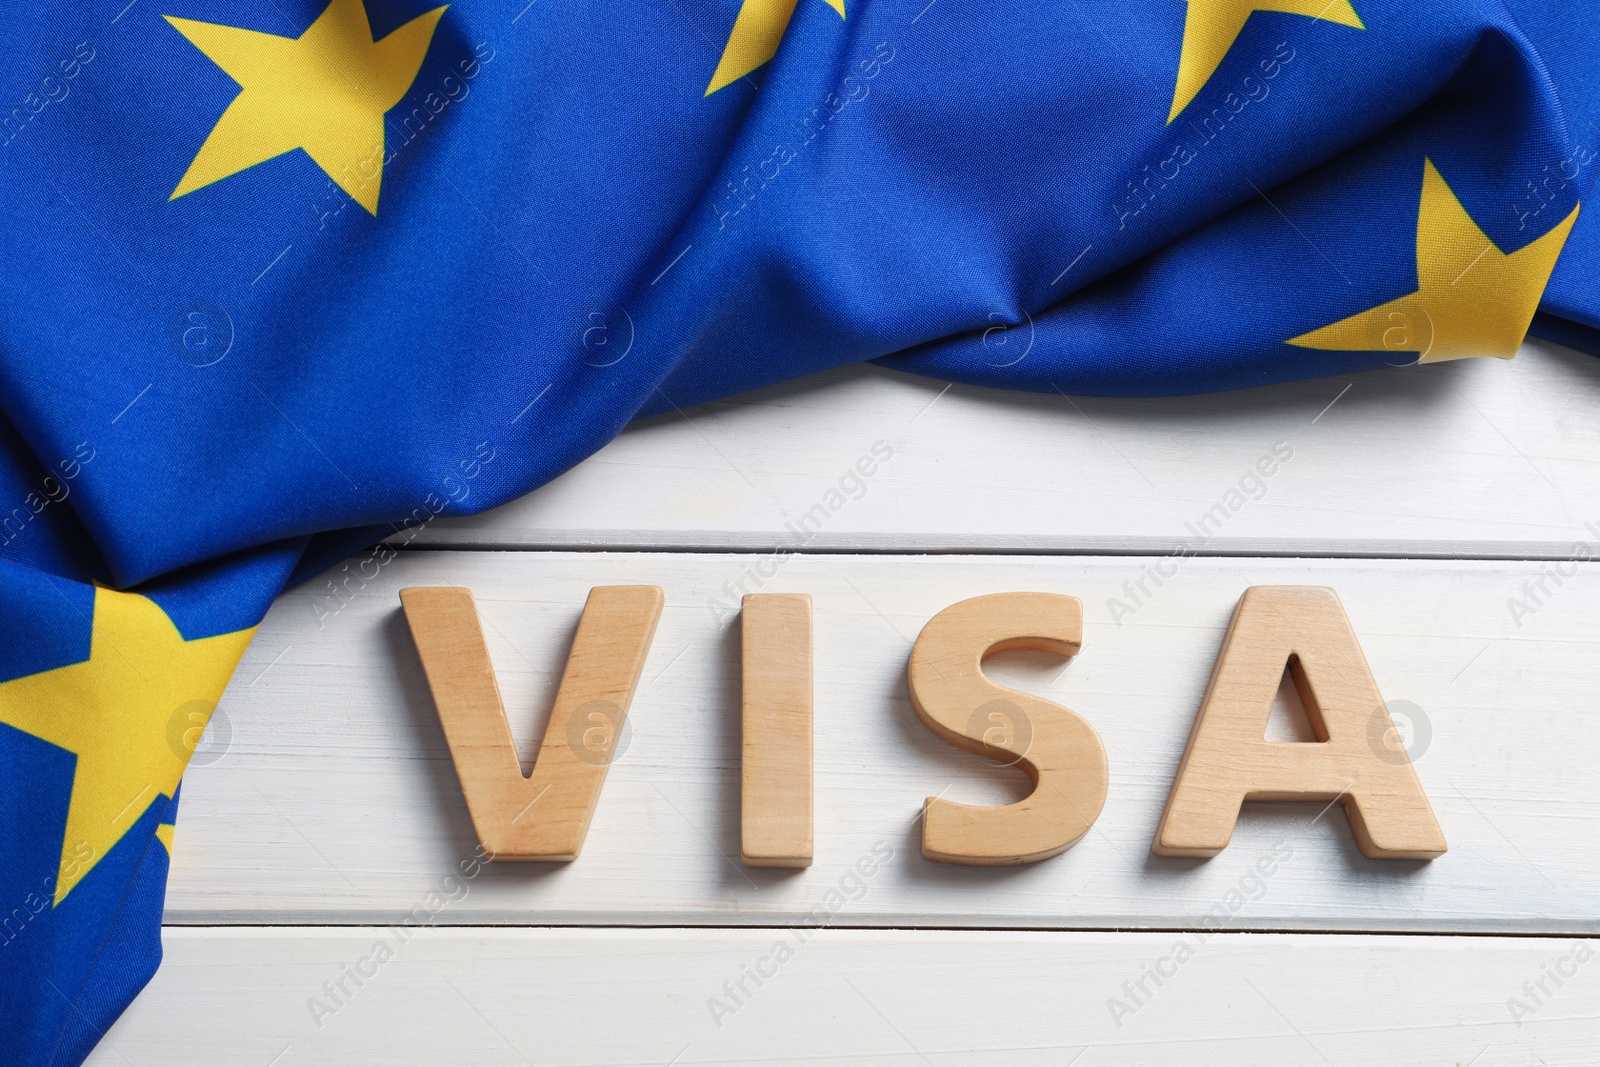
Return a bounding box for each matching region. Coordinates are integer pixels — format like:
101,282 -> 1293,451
1,0 -> 1598,1060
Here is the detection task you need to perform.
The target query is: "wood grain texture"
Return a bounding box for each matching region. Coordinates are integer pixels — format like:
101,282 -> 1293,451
169,551 -> 1600,933
91,928 -> 1600,1066
123,350 -> 1600,1061
407,340 -> 1600,558
1155,586 -> 1447,860
740,594 -> 813,868
908,593 -> 1108,866
398,585 -> 663,860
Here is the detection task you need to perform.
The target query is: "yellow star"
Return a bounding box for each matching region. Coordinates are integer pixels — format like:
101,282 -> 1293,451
1168,0 -> 1362,123
706,0 -> 844,96
1289,159 -> 1579,363
0,589 -> 254,903
165,0 -> 446,214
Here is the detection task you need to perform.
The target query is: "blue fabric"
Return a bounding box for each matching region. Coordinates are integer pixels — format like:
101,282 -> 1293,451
2,0 -> 1599,1060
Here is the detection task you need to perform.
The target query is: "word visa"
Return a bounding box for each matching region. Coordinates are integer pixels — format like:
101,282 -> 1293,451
398,585 -> 1445,868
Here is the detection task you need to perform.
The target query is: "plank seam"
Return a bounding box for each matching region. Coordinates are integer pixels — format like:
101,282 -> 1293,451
157,923 -> 1600,938
391,542 -> 1600,562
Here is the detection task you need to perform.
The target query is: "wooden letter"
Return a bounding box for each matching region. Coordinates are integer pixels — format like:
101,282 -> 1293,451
908,593 -> 1108,866
1153,586 -> 1446,860
399,585 -> 663,861
741,593 -> 813,868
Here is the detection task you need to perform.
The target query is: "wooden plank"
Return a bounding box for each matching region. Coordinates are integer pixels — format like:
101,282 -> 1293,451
411,339 -> 1600,558
167,550 -> 1600,932
91,928 -> 1600,1066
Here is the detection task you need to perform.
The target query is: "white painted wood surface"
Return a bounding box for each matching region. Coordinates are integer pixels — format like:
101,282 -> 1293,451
90,928 -> 1599,1066
415,340 -> 1600,558
101,347 -> 1600,1064
167,551 -> 1600,933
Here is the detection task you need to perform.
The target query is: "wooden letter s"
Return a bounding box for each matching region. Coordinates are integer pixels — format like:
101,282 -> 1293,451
908,593 -> 1109,865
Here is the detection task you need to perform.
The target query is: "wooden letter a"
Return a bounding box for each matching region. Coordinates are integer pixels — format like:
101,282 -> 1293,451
400,585 -> 663,861
1154,586 -> 1446,860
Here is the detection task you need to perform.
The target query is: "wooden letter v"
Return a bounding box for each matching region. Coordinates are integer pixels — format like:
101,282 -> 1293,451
400,585 -> 664,860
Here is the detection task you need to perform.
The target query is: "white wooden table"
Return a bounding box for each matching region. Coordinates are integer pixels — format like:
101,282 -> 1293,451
92,340 -> 1600,1065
